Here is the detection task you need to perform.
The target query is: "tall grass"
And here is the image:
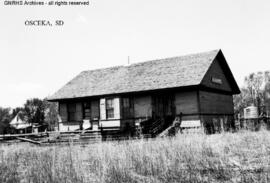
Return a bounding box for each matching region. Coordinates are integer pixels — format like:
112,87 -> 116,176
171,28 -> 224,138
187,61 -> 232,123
1,130 -> 270,182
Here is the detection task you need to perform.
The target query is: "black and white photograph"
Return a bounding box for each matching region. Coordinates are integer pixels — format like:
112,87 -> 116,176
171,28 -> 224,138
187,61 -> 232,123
0,0 -> 270,182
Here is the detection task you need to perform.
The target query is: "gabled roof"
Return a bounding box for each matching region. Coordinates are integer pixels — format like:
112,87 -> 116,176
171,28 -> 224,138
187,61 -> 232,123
10,112 -> 31,129
48,49 -> 239,101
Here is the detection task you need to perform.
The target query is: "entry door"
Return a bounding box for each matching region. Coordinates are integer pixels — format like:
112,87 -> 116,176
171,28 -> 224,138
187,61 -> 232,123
152,93 -> 175,119
91,100 -> 100,129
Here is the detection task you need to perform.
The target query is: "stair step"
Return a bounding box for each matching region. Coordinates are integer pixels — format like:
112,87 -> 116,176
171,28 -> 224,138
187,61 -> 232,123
80,136 -> 102,140
81,133 -> 101,136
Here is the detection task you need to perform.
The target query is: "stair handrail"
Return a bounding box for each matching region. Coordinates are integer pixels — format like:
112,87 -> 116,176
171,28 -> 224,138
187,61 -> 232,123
150,118 -> 164,136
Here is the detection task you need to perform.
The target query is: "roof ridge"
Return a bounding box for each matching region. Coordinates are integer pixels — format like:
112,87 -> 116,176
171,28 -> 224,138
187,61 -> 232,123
81,65 -> 125,74
81,49 -> 220,73
129,49 -> 220,67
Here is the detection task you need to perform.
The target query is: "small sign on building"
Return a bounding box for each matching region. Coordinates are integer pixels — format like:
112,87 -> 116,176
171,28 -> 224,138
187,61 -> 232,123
211,77 -> 222,84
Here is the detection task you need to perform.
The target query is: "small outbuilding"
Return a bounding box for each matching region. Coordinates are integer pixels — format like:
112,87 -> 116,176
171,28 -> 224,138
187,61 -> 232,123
10,112 -> 32,134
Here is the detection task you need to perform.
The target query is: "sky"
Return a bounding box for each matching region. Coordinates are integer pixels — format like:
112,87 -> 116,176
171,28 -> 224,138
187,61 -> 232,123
0,0 -> 270,108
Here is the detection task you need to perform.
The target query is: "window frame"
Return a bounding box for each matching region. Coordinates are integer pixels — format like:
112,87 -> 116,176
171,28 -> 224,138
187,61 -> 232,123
106,98 -> 115,119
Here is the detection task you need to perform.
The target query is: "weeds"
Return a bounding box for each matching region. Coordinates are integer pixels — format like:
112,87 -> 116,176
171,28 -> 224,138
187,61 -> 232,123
1,131 -> 270,182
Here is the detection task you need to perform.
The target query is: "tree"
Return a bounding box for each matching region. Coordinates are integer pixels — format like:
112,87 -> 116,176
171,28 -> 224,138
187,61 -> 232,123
233,87 -> 252,114
0,107 -> 12,134
264,71 -> 270,116
24,98 -> 45,125
43,99 -> 59,131
244,72 -> 264,107
234,71 -> 270,116
11,107 -> 25,119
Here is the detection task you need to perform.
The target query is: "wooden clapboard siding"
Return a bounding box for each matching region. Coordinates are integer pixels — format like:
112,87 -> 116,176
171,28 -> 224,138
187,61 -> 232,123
200,115 -> 234,134
134,96 -> 152,118
201,115 -> 234,124
199,91 -> 233,114
181,115 -> 200,121
201,58 -> 232,92
175,91 -> 198,115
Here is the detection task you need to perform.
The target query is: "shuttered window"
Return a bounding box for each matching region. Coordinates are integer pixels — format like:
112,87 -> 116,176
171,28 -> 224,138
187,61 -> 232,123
68,103 -> 76,121
67,103 -> 83,122
100,98 -> 120,120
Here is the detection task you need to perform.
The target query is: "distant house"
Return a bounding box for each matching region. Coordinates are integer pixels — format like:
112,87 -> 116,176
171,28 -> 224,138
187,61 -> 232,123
10,112 -> 31,134
48,49 -> 240,134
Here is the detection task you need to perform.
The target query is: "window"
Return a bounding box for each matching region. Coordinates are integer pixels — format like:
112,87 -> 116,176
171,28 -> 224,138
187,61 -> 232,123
106,98 -> 114,119
68,103 -> 76,121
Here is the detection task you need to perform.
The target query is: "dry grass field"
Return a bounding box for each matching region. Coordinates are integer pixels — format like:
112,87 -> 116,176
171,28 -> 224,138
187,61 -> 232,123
1,130 -> 270,183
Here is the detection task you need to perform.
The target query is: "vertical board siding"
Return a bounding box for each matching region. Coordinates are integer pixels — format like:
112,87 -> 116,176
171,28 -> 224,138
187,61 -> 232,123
134,96 -> 152,118
181,115 -> 200,121
91,100 -> 100,120
152,96 -> 165,118
201,59 -> 232,92
152,94 -> 174,118
175,91 -> 199,115
121,97 -> 134,119
199,91 -> 234,114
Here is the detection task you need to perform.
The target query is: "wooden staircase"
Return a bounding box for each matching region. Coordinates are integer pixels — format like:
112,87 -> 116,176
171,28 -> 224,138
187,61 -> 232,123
80,131 -> 102,142
140,116 -> 177,137
158,116 -> 182,137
